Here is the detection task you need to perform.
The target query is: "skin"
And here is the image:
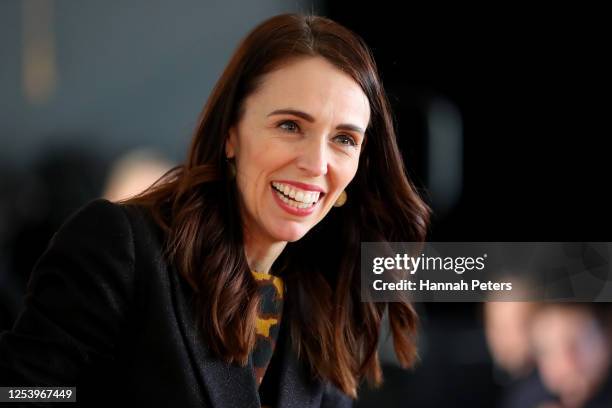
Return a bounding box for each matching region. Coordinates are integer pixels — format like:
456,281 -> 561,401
531,306 -> 610,408
225,56 -> 370,274
484,301 -> 535,377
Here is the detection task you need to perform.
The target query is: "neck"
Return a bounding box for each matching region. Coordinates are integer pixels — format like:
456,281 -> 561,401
243,231 -> 287,274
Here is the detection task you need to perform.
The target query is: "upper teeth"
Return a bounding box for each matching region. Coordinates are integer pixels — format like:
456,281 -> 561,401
272,182 -> 321,204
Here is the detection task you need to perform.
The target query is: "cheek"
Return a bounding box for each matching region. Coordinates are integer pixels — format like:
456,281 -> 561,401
316,160 -> 359,215
336,157 -> 360,188
236,142 -> 293,200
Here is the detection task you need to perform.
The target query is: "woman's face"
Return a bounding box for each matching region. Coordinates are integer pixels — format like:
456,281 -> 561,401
226,56 -> 370,244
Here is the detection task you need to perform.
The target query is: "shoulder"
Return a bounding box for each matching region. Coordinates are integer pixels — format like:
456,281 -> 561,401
54,198 -> 162,249
0,199 -> 144,385
54,198 -> 133,240
26,198 -> 140,293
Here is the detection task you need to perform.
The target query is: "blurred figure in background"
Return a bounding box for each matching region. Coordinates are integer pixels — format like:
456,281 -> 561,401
102,147 -> 174,202
529,303 -> 612,408
485,301 -> 536,379
490,302 -> 612,408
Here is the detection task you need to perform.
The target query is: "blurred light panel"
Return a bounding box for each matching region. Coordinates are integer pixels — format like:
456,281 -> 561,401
426,96 -> 463,215
22,0 -> 57,105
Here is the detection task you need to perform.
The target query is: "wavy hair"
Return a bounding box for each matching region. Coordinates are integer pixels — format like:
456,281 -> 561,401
121,13 -> 431,398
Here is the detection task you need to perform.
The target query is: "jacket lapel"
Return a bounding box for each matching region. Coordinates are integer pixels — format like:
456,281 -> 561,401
171,264 -> 324,408
171,266 -> 261,408
275,304 -> 324,408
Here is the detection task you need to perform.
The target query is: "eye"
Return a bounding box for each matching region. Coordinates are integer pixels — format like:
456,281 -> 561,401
278,120 -> 300,133
334,134 -> 358,147
278,120 -> 359,148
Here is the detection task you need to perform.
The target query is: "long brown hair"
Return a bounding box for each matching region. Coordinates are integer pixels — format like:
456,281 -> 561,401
121,13 -> 431,398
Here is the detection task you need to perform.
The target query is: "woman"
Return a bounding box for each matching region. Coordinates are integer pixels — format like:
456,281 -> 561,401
0,13 -> 430,407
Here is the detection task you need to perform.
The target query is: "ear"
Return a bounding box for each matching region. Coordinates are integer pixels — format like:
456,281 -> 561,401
225,126 -> 237,159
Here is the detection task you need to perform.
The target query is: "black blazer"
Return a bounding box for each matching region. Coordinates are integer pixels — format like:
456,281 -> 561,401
0,199 -> 353,407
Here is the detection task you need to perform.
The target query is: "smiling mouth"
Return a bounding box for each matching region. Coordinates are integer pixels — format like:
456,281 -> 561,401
271,182 -> 324,209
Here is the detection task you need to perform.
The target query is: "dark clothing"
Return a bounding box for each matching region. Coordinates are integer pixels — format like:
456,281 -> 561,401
0,198 -> 352,407
501,368 -> 612,408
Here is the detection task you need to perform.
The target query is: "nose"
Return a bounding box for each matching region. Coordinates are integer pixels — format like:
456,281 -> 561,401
296,136 -> 328,176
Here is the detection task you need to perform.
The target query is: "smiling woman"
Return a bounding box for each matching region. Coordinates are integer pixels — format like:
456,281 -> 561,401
225,55 -> 370,251
0,13 -> 431,408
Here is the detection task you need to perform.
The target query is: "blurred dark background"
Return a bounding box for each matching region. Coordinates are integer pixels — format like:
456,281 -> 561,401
327,3 -> 610,407
1,1 -> 610,407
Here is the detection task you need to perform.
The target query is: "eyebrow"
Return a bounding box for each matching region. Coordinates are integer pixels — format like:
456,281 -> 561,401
267,108 -> 366,135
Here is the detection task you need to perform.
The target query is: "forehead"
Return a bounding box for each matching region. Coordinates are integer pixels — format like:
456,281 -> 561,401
244,56 -> 370,126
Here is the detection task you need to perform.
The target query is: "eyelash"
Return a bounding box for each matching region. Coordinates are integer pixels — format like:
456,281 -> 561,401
278,120 -> 359,148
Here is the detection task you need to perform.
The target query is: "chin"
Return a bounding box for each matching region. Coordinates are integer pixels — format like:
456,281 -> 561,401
270,223 -> 310,243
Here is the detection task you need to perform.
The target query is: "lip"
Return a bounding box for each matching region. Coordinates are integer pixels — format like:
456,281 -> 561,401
271,184 -> 320,216
272,179 -> 326,194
